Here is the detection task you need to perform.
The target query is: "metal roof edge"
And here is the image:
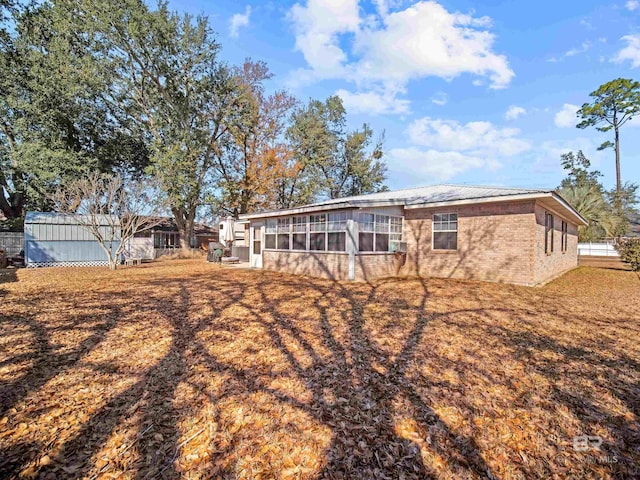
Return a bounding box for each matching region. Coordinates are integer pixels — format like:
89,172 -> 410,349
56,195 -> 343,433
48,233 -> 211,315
550,192 -> 589,226
402,192 -> 552,209
238,188 -> 588,226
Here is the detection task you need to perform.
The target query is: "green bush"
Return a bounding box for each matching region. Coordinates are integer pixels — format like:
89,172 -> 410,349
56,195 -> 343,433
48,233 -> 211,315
615,238 -> 640,272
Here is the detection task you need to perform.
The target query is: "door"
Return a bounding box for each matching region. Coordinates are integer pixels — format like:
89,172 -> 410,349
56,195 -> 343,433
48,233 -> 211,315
250,221 -> 264,268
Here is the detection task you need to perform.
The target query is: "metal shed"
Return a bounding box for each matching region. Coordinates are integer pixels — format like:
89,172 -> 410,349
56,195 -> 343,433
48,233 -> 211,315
25,212 -> 120,268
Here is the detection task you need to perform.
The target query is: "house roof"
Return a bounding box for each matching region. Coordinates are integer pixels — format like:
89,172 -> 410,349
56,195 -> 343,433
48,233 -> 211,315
140,216 -> 217,236
25,212 -> 218,235
239,184 -> 588,226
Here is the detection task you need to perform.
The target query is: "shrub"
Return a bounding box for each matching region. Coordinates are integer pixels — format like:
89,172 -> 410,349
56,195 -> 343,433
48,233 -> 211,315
615,238 -> 640,272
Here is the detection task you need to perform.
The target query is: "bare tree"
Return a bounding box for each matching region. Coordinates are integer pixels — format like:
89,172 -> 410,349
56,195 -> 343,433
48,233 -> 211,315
51,172 -> 164,270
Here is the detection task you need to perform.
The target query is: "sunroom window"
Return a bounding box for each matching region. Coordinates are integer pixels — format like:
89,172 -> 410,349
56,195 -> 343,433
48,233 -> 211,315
357,212 -> 402,252
292,216 -> 307,250
264,212 -> 348,252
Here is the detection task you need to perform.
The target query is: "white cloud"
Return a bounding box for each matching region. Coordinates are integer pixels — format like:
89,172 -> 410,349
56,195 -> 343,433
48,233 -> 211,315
407,117 -> 530,157
287,0 -> 514,113
613,34 -> 640,68
505,105 -> 526,120
565,41 -> 591,57
532,137 -> 606,173
554,103 -> 580,128
548,41 -> 592,63
387,147 -> 496,181
229,6 -> 252,39
431,91 -> 448,106
385,116 -> 529,181
288,0 -> 359,75
335,88 -> 410,115
626,0 -> 639,11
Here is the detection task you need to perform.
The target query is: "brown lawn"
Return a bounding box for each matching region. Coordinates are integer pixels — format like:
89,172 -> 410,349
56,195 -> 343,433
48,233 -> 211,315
0,260 -> 638,479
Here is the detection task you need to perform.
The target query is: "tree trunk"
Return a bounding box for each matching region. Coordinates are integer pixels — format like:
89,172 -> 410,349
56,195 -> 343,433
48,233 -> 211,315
614,124 -> 621,204
170,207 -> 194,251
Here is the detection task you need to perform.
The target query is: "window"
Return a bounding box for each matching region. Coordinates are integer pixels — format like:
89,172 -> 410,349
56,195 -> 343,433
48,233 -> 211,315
358,213 -> 375,252
561,221 -> 568,253
277,233 -> 290,250
545,212 -> 554,254
292,233 -> 306,250
357,212 -> 402,252
265,219 -> 276,249
154,232 -> 180,249
328,211 -> 347,231
359,232 -> 374,251
277,217 -> 291,233
265,234 -> 276,249
325,212 -> 347,252
309,214 -> 326,231
327,232 -> 346,251
310,232 -> 326,250
276,218 -> 290,250
432,213 -> 458,250
262,212 -> 348,252
390,216 -> 403,244
309,214 -> 327,250
292,216 -> 307,250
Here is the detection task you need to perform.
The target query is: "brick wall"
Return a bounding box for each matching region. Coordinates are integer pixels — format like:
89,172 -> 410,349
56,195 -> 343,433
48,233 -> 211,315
262,250 -> 350,280
533,203 -> 579,284
354,253 -> 404,281
401,201 -> 536,285
259,199 -> 580,286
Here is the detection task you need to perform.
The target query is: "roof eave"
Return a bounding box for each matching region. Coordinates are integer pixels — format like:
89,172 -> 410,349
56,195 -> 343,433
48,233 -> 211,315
240,191 -> 588,226
403,192 -> 551,210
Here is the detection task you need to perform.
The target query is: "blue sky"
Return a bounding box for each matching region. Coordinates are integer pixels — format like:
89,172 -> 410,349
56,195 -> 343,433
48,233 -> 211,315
169,0 -> 640,192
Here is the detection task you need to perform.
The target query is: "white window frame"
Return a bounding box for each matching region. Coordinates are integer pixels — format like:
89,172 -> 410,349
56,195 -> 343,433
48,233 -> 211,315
291,215 -> 308,251
432,213 -> 458,251
264,212 -> 349,252
357,212 -> 404,252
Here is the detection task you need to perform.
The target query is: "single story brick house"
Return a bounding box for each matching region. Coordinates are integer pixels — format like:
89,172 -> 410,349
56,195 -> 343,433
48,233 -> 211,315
239,184 -> 587,286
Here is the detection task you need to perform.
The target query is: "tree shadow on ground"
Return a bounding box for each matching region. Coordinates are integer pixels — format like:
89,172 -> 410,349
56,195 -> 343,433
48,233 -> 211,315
0,263 -> 639,478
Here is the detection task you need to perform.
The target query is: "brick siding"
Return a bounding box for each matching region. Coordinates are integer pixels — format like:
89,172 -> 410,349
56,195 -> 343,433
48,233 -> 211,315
533,204 -> 579,284
260,200 -> 579,286
262,250 -> 350,280
354,253 -> 404,281
401,201 -> 537,285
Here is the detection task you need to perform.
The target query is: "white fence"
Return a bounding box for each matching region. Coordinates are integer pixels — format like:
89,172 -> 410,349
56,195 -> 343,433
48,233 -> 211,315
577,242 -> 619,257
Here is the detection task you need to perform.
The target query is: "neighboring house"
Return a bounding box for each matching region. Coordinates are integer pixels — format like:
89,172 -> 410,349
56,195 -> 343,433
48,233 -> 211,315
629,213 -> 640,238
128,217 -> 218,260
218,218 -> 249,246
25,212 -> 119,267
239,184 -> 587,286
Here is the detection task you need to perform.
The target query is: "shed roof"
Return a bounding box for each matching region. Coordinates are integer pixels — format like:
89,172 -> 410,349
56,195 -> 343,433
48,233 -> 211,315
25,211 -> 119,226
239,184 -> 588,226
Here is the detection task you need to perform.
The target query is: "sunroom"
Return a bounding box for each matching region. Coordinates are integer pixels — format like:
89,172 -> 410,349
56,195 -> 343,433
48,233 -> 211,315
243,207 -> 406,281
262,210 -> 404,254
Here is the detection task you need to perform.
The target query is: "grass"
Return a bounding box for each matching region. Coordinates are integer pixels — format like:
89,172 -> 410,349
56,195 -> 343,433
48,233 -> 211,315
0,260 -> 638,479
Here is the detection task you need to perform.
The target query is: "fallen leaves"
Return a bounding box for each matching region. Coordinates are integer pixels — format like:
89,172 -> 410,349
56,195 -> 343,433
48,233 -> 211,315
0,261 -> 638,479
